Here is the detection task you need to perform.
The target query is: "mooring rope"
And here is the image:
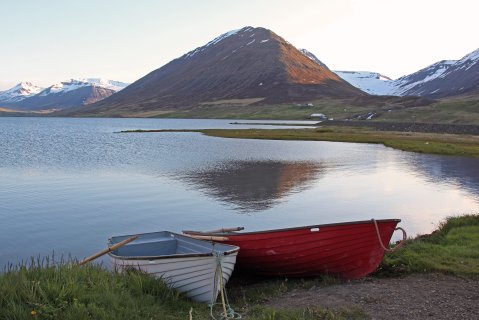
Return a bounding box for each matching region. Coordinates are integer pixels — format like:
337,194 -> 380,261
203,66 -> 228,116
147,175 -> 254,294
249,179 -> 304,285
209,253 -> 241,320
372,219 -> 407,252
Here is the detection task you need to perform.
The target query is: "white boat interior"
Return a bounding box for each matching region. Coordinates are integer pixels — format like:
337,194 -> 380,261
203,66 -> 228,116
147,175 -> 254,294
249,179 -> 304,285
109,231 -> 238,259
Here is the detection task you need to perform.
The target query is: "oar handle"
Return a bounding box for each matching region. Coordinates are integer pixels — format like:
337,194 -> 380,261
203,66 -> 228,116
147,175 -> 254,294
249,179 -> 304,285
78,235 -> 139,266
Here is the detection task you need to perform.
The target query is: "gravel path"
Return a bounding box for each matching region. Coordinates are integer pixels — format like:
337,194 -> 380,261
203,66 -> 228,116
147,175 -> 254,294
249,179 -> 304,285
267,274 -> 479,319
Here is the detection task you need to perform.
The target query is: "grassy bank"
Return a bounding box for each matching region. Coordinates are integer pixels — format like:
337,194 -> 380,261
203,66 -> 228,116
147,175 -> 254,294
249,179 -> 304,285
2,215 -> 478,319
200,128 -> 479,157
122,127 -> 479,157
0,261 -> 362,319
0,259 -> 209,320
378,214 -> 479,277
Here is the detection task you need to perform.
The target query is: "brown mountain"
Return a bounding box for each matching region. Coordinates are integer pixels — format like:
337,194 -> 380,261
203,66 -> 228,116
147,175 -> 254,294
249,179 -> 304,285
74,26 -> 365,115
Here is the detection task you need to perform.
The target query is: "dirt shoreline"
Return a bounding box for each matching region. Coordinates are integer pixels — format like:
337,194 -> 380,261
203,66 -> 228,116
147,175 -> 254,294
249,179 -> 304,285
266,273 -> 479,319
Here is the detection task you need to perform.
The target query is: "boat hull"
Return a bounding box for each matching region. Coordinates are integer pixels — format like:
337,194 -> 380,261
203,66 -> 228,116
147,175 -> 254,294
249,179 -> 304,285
187,219 -> 400,279
110,253 -> 237,303
108,231 -> 239,303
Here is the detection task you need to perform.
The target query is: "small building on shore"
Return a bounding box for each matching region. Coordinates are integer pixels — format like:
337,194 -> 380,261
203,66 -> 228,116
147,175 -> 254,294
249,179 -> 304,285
310,113 -> 327,120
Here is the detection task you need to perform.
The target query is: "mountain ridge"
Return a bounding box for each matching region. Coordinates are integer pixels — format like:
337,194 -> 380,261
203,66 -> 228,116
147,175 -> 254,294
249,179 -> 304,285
333,47 -> 479,98
74,26 -> 365,115
0,78 -> 129,110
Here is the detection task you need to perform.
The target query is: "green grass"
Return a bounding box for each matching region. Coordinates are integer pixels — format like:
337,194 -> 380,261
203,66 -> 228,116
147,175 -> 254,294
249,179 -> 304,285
378,215 -> 479,277
377,97 -> 479,124
53,90 -> 479,124
99,98 -> 392,121
125,127 -> 479,158
0,258 -> 208,320
154,103 -> 340,120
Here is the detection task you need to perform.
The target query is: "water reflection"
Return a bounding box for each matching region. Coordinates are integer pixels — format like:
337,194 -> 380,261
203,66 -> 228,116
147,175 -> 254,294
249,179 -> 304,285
408,155 -> 479,200
178,161 -> 326,212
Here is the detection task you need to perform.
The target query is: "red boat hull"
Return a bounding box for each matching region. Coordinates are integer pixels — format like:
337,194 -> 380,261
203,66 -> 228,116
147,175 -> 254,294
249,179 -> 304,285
191,219 -> 400,279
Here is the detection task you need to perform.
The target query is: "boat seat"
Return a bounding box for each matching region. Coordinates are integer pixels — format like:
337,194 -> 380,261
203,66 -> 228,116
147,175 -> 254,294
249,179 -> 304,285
114,238 -> 178,257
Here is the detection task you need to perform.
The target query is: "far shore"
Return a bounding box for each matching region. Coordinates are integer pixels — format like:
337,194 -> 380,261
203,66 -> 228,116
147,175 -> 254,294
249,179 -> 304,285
120,125 -> 479,158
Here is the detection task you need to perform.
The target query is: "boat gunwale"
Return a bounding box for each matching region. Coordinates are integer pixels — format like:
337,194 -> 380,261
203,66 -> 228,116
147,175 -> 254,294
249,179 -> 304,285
183,218 -> 401,236
108,249 -> 239,261
107,231 -> 240,261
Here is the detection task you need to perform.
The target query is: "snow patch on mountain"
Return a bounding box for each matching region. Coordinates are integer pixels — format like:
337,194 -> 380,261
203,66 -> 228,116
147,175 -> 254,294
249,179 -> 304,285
81,78 -> 129,91
205,28 -> 243,47
183,27 -> 246,59
183,26 -> 258,59
334,71 -> 395,95
299,49 -> 327,68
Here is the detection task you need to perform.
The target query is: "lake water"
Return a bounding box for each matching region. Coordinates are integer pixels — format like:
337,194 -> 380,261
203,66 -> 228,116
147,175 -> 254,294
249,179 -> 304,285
1,117 -> 479,267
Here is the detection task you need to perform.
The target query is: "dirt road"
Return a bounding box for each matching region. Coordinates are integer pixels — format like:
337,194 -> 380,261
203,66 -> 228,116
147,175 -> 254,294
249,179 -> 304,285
267,273 -> 479,319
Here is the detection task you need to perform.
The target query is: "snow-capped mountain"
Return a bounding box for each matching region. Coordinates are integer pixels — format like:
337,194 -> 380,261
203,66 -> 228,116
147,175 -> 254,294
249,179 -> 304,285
79,26 -> 363,116
0,82 -> 43,103
396,49 -> 479,98
38,78 -> 128,96
392,60 -> 457,96
8,78 -> 129,111
332,47 -> 479,98
334,71 -> 395,95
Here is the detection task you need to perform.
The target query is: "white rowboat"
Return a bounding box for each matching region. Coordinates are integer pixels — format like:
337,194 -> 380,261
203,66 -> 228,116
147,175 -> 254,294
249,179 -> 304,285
108,231 -> 239,303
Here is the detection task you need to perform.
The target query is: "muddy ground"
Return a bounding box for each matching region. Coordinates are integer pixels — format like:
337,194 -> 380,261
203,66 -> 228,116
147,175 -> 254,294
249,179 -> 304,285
267,273 -> 479,319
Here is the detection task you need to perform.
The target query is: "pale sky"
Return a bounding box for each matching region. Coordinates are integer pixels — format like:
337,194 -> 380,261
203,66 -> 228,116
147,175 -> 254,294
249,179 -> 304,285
1,0 -> 478,90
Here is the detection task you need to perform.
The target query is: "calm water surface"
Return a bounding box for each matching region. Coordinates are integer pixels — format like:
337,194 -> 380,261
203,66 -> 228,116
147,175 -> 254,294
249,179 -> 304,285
1,117 -> 479,266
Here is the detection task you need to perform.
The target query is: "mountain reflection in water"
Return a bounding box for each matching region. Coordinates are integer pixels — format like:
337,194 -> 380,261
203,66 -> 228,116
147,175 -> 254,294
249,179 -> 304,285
178,161 -> 326,212
409,155 -> 479,199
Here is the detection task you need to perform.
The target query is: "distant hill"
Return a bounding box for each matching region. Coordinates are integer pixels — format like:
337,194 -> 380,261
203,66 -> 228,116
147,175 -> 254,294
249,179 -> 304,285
333,48 -> 479,98
72,26 -> 365,116
0,79 -> 129,111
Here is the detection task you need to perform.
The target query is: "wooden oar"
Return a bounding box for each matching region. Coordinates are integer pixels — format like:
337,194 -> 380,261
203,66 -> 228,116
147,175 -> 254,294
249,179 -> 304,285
183,234 -> 229,242
183,227 -> 244,235
78,235 -> 138,266
204,227 -> 244,233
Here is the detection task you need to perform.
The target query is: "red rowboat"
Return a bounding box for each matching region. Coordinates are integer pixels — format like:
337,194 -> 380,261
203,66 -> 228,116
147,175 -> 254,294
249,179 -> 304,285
184,219 -> 406,279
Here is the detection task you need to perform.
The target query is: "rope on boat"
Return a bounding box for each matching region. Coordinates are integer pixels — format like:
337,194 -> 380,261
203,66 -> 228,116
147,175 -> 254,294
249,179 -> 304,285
209,253 -> 241,320
372,219 -> 407,252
